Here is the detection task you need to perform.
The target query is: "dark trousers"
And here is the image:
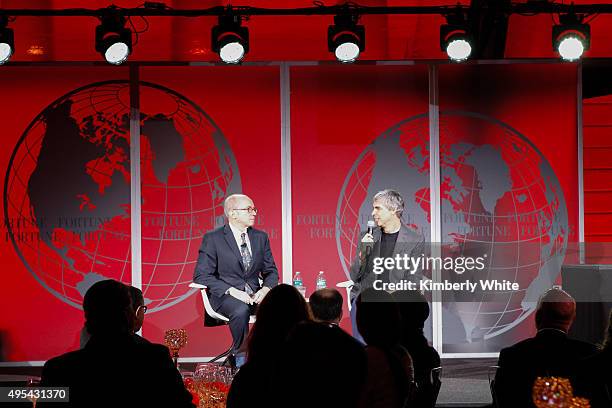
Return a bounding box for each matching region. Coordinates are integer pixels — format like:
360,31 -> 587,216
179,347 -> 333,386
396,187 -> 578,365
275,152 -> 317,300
350,298 -> 365,345
215,295 -> 255,355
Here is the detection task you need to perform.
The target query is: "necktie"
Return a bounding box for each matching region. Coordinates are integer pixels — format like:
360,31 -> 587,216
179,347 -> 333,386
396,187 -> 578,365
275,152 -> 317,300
240,233 -> 252,272
240,233 -> 254,295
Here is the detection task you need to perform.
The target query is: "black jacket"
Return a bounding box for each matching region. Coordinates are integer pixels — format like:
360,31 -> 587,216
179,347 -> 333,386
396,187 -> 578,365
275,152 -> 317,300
494,329 -> 598,408
39,335 -> 195,408
349,224 -> 424,301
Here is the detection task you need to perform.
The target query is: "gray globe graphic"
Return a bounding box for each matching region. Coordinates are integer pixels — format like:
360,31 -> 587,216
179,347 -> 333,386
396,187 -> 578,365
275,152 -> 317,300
4,81 -> 241,312
336,111 -> 568,342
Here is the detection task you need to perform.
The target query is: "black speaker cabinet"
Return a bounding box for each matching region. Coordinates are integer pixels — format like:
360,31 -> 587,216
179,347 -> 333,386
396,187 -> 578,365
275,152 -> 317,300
561,264 -> 612,345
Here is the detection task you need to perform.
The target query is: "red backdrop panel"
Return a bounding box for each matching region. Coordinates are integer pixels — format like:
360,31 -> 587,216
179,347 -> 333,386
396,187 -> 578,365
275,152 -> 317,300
139,67 -> 281,357
0,67 -> 129,361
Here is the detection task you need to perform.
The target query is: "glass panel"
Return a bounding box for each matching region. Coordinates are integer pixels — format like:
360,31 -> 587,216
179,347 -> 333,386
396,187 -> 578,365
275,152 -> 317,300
438,64 -> 579,353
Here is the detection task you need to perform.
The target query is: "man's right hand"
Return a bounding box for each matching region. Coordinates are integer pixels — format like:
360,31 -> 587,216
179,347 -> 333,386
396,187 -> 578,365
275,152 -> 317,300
361,233 -> 374,243
228,287 -> 254,305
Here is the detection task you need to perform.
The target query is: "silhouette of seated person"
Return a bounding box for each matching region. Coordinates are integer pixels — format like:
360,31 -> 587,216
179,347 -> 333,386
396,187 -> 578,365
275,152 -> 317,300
79,284 -> 149,348
309,288 -> 343,325
574,309 -> 612,407
40,279 -> 194,408
494,287 -> 598,408
393,290 -> 441,408
270,321 -> 367,408
356,288 -> 414,408
227,284 -> 310,408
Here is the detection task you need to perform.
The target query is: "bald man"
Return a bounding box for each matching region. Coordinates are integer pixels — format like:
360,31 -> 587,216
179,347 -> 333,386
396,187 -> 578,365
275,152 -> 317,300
193,194 -> 278,361
493,288 -> 598,408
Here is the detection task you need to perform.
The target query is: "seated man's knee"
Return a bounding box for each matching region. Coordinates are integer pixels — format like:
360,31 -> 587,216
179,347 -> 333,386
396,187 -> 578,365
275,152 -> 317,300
229,303 -> 250,321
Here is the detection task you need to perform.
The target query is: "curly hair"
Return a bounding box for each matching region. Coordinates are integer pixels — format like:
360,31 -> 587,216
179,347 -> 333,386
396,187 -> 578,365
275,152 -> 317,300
373,189 -> 404,218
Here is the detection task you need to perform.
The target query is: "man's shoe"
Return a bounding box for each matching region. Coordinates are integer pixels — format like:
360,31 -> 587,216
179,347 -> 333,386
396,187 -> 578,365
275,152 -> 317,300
222,353 -> 236,369
234,352 -> 246,368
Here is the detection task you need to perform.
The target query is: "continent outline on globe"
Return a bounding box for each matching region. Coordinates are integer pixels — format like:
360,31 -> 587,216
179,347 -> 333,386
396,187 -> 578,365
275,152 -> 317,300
4,79 -> 242,312
335,110 -> 569,343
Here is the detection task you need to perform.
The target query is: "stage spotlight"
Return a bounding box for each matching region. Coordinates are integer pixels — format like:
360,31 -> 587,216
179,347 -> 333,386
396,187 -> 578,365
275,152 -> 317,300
95,14 -> 132,65
553,14 -> 590,61
0,17 -> 14,65
328,13 -> 365,63
212,13 -> 249,64
440,14 -> 472,62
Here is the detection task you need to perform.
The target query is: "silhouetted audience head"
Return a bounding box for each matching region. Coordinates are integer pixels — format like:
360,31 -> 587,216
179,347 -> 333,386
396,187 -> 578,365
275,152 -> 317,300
309,288 -> 343,324
272,321 -> 367,408
393,290 -> 430,330
83,279 -> 134,337
247,284 -> 309,364
535,287 -> 576,332
356,288 -> 401,348
128,286 -> 146,332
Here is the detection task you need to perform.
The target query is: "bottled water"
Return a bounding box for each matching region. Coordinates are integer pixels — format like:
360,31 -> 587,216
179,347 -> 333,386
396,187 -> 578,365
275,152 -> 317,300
316,271 -> 327,290
293,271 -> 303,287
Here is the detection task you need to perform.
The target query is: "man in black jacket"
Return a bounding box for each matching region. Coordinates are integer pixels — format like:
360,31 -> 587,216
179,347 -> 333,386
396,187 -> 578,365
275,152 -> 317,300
348,189 -> 424,342
494,287 -> 598,408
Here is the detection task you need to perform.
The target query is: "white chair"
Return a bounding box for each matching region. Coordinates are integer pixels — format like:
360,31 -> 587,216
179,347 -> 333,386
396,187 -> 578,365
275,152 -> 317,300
189,282 -> 256,324
336,280 -> 355,311
431,366 -> 442,408
189,282 -> 256,362
488,365 -> 499,408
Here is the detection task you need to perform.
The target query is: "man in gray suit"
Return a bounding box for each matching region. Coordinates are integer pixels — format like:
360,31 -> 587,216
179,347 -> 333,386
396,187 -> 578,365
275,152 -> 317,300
349,189 -> 424,341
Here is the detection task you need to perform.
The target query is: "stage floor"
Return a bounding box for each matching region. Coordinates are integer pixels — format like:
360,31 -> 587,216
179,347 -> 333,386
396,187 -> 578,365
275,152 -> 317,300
437,358 -> 497,407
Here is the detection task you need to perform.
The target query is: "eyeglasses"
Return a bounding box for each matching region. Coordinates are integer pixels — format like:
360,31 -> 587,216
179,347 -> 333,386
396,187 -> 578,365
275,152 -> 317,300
136,305 -> 148,314
233,207 -> 258,214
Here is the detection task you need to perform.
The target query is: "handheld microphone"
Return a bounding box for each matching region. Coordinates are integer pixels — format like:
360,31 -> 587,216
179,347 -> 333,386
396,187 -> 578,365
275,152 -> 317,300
365,220 -> 376,257
367,220 -> 375,235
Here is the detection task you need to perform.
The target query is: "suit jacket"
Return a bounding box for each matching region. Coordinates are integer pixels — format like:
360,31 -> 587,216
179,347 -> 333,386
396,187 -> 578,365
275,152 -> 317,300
494,329 -> 598,408
39,335 -> 195,408
193,224 -> 279,309
349,224 -> 424,301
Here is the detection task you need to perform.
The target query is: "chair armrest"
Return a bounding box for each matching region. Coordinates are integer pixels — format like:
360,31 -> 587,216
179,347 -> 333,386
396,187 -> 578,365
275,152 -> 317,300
190,282 -> 231,323
336,280 -> 355,312
336,280 -> 354,288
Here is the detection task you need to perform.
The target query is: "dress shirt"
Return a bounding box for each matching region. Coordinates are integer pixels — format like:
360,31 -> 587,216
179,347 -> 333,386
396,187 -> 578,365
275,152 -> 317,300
229,222 -> 252,253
